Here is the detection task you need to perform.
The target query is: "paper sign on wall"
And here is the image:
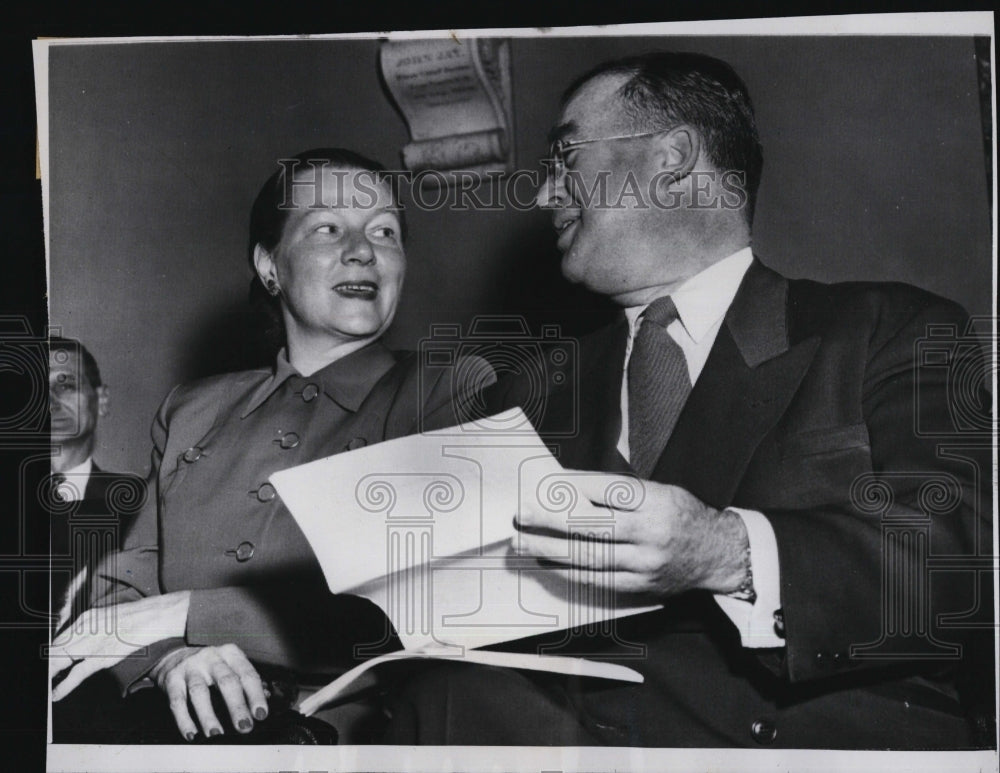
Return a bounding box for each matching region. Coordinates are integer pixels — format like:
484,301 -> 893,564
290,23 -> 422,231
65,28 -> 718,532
379,38 -> 514,181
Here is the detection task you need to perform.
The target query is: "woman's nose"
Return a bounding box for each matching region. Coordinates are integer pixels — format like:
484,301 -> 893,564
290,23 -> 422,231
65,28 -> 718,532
341,232 -> 376,265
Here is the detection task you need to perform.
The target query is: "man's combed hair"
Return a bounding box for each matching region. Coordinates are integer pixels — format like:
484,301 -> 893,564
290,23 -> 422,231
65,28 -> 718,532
565,52 -> 764,223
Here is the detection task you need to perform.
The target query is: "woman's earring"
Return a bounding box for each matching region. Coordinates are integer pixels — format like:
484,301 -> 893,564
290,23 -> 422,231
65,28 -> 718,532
265,279 -> 280,296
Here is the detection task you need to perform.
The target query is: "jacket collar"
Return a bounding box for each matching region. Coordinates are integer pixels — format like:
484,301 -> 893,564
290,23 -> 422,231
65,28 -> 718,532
652,257 -> 821,506
724,257 -> 791,367
240,341 -> 397,418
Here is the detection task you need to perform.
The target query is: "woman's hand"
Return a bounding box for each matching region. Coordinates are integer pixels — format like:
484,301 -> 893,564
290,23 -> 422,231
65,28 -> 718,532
150,644 -> 269,740
49,591 -> 191,700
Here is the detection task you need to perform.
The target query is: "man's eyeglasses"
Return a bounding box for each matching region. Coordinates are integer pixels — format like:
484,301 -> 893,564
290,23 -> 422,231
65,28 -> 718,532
546,129 -> 668,172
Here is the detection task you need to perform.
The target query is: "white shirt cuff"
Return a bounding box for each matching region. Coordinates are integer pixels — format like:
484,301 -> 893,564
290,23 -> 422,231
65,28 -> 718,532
712,507 -> 784,648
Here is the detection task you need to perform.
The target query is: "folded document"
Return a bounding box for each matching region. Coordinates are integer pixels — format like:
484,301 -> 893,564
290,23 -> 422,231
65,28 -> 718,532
270,408 -> 657,712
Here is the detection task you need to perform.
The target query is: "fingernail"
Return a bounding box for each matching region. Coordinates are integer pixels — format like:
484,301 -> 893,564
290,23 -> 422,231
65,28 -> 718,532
238,719 -> 252,732
209,727 -> 222,737
184,731 -> 196,742
254,707 -> 267,721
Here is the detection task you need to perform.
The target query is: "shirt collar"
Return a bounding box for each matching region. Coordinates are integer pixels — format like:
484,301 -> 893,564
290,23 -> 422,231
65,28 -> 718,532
52,457 -> 93,478
241,341 -> 398,418
625,247 -> 754,343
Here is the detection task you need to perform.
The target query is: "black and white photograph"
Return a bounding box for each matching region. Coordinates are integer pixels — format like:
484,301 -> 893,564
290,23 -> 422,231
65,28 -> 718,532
10,10 -> 999,773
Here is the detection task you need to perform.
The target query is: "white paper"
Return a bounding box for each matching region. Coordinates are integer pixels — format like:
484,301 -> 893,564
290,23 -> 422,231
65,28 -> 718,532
298,646 -> 644,717
270,407 -> 661,651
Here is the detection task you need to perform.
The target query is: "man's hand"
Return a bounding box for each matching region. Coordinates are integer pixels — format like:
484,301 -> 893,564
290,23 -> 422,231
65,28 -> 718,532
49,591 -> 191,700
516,470 -> 749,598
150,644 -> 269,740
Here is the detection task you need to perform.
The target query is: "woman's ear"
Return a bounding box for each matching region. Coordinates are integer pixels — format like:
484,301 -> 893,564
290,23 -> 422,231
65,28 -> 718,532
253,244 -> 280,294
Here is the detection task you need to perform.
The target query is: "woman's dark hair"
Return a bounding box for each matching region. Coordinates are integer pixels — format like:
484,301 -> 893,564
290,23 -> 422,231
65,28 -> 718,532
247,148 -> 405,348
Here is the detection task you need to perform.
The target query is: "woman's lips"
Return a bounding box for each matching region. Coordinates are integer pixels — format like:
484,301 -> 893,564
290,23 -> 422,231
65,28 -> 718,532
333,281 -> 378,300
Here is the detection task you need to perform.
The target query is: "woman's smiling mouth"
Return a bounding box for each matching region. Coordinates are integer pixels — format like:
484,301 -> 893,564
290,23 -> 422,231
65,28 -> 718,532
333,281 -> 379,300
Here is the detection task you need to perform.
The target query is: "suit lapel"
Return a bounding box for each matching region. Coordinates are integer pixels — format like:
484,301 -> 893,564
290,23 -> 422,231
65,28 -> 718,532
81,462 -> 102,502
652,260 -> 820,508
550,318 -> 631,473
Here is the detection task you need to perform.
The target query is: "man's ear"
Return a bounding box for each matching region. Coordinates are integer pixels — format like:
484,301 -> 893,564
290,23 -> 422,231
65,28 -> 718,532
96,385 -> 110,418
253,244 -> 279,290
652,125 -> 701,182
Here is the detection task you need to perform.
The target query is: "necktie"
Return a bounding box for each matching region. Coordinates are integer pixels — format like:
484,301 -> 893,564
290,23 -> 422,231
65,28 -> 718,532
627,296 -> 692,477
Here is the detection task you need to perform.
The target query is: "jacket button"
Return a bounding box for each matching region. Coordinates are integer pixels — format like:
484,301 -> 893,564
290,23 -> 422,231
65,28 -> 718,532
773,609 -> 785,638
832,651 -> 845,667
751,719 -> 777,745
182,446 -> 203,463
226,541 -> 255,562
301,383 -> 320,402
251,483 -> 276,502
346,437 -> 367,451
815,651 -> 830,668
278,432 -> 300,449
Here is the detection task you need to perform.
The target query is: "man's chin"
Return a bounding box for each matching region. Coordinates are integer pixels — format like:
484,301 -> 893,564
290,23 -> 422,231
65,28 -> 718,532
560,256 -> 616,298
559,252 -> 586,285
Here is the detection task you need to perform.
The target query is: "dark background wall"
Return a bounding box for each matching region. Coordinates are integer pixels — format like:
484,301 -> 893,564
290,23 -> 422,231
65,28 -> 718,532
46,35 -> 992,475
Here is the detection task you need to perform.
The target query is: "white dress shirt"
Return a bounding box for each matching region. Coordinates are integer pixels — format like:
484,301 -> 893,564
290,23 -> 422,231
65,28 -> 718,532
617,247 -> 784,648
51,457 -> 93,502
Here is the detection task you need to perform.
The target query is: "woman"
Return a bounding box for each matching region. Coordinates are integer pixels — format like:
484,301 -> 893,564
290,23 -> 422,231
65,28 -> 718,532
50,148 -> 492,742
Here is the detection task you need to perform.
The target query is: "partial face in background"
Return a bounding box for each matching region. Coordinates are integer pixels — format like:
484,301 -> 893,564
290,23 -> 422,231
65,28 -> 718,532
49,347 -> 106,442
536,74 -> 685,306
254,165 -> 406,347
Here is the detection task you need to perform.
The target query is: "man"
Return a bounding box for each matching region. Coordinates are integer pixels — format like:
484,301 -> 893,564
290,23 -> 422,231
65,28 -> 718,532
381,52 -> 993,748
48,336 -> 141,625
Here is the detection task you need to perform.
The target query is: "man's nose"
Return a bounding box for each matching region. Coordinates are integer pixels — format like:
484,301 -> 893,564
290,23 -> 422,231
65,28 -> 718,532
341,232 -> 376,265
534,164 -> 567,209
48,390 -> 65,412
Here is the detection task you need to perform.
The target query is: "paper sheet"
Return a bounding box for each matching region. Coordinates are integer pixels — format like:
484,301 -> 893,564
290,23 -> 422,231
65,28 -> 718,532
270,408 -> 660,652
298,646 -> 644,718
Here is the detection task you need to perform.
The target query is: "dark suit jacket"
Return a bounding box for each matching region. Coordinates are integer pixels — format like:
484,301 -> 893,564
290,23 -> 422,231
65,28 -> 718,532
48,464 -> 144,621
484,259 -> 992,748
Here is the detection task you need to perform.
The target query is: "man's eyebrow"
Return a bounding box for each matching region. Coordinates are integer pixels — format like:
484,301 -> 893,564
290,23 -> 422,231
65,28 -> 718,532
546,121 -> 577,146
